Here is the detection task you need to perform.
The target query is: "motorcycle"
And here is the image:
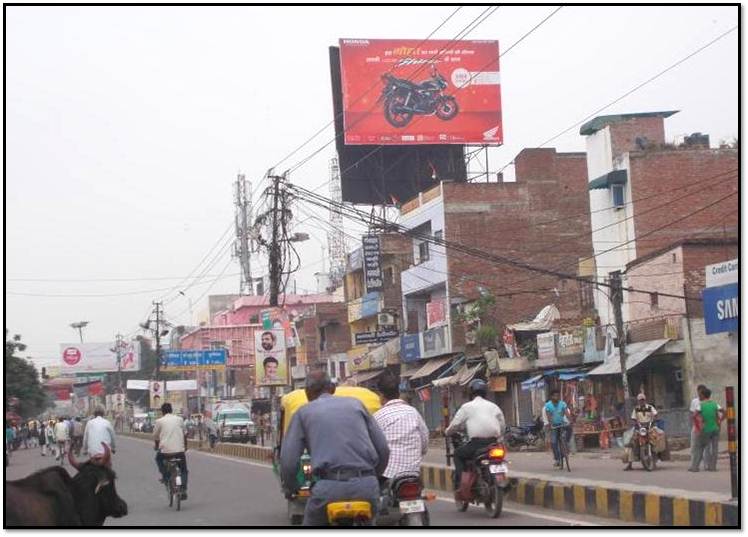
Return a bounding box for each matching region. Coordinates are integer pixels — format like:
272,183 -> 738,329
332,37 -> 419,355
377,473 -> 431,526
505,416 -> 545,449
636,421 -> 657,471
450,434 -> 510,518
379,64 -> 459,128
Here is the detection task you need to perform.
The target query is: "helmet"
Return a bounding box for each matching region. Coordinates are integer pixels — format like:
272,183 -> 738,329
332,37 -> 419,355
469,379 -> 488,394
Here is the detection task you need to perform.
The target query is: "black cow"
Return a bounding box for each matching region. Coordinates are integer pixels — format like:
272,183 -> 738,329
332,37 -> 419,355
5,443 -> 128,526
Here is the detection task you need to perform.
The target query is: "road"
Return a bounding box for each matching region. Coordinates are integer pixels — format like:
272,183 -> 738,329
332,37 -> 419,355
5,437 -> 638,526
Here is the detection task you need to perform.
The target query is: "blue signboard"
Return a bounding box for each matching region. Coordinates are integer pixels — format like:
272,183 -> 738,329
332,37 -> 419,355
703,283 -> 738,335
400,334 -> 421,363
164,349 -> 227,368
360,292 -> 381,318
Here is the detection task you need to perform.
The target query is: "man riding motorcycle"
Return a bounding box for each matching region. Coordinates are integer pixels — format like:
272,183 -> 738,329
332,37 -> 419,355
280,371 -> 390,526
445,379 -> 505,489
624,393 -> 657,471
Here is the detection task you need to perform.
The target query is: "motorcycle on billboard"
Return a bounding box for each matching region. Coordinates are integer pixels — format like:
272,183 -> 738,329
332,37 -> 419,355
379,65 -> 458,128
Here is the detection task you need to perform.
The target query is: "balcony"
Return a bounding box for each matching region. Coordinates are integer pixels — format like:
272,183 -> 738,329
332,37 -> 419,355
400,325 -> 453,363
347,291 -> 382,323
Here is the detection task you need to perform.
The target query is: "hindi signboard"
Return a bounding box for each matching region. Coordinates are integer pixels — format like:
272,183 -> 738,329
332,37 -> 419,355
362,235 -> 383,293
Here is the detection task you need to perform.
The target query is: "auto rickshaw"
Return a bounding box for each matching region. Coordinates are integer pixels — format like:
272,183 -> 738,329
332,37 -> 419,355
272,386 -> 381,526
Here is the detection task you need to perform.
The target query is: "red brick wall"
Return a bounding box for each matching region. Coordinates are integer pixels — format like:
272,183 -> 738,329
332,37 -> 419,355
630,149 -> 738,259
296,303 -> 351,366
608,116 -> 667,159
442,148 -> 594,331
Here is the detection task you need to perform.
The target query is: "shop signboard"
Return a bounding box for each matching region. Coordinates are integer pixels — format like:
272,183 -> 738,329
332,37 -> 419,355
400,333 -> 421,363
339,38 -> 502,145
354,329 -> 399,346
422,325 -> 448,359
536,331 -> 556,366
703,259 -> 738,335
489,376 -> 507,392
362,235 -> 383,293
557,328 -> 584,357
426,299 -> 447,329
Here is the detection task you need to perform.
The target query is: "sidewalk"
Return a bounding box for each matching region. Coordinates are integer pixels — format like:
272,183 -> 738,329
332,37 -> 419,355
424,442 -> 735,503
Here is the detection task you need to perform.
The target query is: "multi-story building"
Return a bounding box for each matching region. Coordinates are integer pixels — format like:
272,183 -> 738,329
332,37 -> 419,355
294,302 -> 351,386
343,233 -> 413,386
396,148 -> 596,428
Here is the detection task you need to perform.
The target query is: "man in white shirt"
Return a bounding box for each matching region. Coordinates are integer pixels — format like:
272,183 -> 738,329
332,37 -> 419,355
54,417 -> 70,462
445,379 -> 505,489
82,407 -> 116,459
154,403 -> 189,500
689,384 -> 707,471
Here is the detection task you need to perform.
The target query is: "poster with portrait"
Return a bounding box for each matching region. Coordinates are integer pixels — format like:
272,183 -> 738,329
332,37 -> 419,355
254,329 -> 287,386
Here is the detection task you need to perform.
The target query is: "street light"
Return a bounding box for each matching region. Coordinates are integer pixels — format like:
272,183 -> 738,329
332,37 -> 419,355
70,321 -> 89,343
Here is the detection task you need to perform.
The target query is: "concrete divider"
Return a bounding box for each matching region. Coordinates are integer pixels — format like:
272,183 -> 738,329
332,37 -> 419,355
122,432 -> 736,526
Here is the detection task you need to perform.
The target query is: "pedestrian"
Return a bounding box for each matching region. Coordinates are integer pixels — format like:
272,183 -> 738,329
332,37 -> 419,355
54,417 -> 69,463
693,388 -> 724,472
39,422 -> 48,456
45,421 -> 57,458
83,407 -> 117,462
689,385 -> 708,472
5,423 -> 14,456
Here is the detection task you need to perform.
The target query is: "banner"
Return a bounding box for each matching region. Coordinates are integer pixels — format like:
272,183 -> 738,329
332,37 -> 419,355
254,329 -> 288,386
126,379 -> 150,391
149,380 -> 165,410
536,332 -> 556,365
362,235 -> 383,293
426,299 -> 446,329
60,340 -> 140,374
339,39 -> 502,145
166,380 -> 198,392
354,329 -> 399,346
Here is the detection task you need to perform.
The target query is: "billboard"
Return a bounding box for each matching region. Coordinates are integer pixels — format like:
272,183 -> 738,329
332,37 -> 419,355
329,46 -> 467,205
60,341 -> 141,374
339,39 -> 502,146
254,329 -> 288,386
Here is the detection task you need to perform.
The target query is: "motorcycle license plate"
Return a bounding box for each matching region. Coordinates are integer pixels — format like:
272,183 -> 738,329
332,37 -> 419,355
489,463 -> 508,474
399,500 -> 425,514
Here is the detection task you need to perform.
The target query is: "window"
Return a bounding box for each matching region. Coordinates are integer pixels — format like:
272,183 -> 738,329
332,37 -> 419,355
249,315 -> 259,324
418,241 -> 430,264
611,184 -> 625,208
384,266 -> 395,284
672,253 -> 677,263
650,292 -> 659,309
434,230 -> 443,242
339,361 -> 346,380
579,277 -> 595,310
319,326 -> 327,352
329,361 -> 337,378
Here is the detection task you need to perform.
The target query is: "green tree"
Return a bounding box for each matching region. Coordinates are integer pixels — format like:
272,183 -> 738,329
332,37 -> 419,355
5,330 -> 50,418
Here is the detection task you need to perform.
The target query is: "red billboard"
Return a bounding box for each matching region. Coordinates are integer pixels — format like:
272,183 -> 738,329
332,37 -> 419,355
339,39 -> 502,146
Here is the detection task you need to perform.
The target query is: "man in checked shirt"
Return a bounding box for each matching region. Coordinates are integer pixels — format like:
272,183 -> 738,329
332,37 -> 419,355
373,373 -> 429,483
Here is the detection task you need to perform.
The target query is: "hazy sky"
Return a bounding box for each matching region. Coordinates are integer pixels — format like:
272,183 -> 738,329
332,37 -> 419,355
5,5 -> 738,366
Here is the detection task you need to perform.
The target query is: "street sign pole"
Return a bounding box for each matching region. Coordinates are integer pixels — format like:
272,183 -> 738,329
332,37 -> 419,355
725,386 -> 738,499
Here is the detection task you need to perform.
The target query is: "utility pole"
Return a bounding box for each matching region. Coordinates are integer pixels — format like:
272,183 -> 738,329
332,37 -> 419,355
114,333 -> 124,392
610,271 -> 632,417
234,173 -> 255,296
153,301 -> 163,381
268,173 -> 283,307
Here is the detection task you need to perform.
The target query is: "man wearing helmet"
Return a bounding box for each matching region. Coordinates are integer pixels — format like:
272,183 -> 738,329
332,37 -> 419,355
445,379 -> 505,489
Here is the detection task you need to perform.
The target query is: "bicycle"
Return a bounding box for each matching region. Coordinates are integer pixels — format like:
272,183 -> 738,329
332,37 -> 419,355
163,456 -> 185,511
551,424 -> 571,472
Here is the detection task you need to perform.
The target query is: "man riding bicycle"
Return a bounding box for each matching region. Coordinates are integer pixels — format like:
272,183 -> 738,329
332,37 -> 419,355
544,390 -> 572,469
154,403 -> 189,500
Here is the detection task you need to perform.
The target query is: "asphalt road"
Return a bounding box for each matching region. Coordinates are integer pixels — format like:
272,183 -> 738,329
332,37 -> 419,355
5,437 -> 638,527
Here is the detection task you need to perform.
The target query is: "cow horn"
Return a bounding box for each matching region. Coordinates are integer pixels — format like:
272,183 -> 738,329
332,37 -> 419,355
68,448 -> 82,471
101,442 -> 111,466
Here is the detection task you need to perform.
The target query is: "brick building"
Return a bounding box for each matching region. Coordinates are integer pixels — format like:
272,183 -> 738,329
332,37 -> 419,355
343,233 -> 413,386
294,302 -> 351,386
397,148 -> 596,428
581,110 -> 738,326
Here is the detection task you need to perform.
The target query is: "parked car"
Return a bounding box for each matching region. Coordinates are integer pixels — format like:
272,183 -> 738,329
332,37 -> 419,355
216,408 -> 257,444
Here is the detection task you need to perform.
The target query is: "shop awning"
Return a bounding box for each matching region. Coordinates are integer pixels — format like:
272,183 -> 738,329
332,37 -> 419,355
350,369 -> 386,385
409,356 -> 453,381
455,363 -> 484,386
521,374 -> 544,391
588,169 -> 627,190
507,305 -> 560,332
588,339 -> 670,375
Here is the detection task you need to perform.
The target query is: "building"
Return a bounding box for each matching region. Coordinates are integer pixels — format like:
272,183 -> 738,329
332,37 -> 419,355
343,233 -> 413,387
581,110 -> 738,327
396,148 -> 596,428
294,302 -> 351,386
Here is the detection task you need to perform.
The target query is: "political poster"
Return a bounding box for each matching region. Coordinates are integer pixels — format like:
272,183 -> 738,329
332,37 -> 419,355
254,329 -> 288,386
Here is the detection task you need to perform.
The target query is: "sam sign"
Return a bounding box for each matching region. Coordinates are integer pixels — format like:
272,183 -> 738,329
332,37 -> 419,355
339,39 -> 502,145
703,259 -> 738,335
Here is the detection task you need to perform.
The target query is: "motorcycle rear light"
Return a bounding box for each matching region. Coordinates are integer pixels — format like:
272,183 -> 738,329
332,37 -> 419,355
488,447 -> 505,459
397,482 -> 422,501
302,464 -> 312,476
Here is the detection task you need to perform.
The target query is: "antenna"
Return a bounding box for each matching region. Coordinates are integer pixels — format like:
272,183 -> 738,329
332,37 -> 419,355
233,173 -> 254,295
327,157 -> 346,290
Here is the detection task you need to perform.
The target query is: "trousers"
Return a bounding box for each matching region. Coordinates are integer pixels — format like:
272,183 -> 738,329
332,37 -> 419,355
303,475 -> 379,526
550,426 -> 572,463
453,437 -> 497,488
156,452 -> 189,489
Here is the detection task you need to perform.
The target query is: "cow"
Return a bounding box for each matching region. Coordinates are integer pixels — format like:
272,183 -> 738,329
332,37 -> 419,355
5,443 -> 128,527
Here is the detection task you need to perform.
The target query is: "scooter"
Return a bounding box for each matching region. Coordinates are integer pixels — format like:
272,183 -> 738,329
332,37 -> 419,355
450,434 -> 510,518
377,473 -> 431,526
379,65 -> 459,128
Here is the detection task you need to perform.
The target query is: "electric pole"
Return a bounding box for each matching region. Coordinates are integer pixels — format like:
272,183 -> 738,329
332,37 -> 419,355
234,173 -> 255,295
268,173 -> 283,307
114,333 -> 124,392
154,301 -> 163,381
610,271 -> 632,417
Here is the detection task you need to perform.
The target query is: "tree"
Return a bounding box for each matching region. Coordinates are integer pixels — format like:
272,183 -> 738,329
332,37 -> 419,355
5,330 -> 50,418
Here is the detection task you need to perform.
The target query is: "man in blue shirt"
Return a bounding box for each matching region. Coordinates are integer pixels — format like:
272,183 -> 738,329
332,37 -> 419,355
544,389 -> 572,468
280,371 -> 390,526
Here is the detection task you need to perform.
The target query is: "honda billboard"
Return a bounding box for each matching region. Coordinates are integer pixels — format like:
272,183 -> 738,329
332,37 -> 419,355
339,38 -> 502,146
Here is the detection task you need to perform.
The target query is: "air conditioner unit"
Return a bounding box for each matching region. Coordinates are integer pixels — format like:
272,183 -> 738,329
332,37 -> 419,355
378,313 -> 395,326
